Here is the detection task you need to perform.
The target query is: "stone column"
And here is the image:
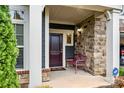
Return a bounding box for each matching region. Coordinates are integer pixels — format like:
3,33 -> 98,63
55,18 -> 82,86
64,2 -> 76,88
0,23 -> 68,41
94,15 -> 106,75
106,9 -> 121,83
29,5 -> 44,87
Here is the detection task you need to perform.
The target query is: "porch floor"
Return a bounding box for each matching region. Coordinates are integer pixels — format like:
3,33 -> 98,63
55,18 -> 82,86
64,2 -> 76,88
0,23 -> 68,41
42,68 -> 111,88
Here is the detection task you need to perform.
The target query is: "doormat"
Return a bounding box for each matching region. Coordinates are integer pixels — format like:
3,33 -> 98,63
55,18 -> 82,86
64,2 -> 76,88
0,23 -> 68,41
51,67 -> 66,71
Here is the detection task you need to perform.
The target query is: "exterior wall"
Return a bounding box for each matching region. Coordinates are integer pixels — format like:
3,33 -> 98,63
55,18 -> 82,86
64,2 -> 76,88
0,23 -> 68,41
75,15 -> 106,75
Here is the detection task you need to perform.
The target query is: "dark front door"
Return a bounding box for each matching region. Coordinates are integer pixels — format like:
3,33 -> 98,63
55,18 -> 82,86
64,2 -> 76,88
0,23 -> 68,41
49,33 -> 63,67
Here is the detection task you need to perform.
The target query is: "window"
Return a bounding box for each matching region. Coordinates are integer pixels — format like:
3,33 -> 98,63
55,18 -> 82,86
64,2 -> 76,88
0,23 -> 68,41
14,24 -> 24,68
66,34 -> 72,44
10,9 -> 25,69
66,32 -> 73,46
120,19 -> 124,32
9,6 -> 28,69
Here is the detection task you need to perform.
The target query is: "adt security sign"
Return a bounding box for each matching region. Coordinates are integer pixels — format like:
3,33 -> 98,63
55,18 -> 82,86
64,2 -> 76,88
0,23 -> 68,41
113,67 -> 118,76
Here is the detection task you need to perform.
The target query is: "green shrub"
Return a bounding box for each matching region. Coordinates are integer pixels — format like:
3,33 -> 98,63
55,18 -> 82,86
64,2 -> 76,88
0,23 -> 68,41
119,68 -> 124,76
0,5 -> 20,88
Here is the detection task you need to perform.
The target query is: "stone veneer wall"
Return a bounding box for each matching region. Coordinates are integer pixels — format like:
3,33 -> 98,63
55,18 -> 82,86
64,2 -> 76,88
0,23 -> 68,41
75,15 -> 106,75
94,15 -> 106,75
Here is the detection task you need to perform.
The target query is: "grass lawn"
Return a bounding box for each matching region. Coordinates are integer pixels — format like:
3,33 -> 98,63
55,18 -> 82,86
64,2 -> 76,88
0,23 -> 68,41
119,67 -> 124,76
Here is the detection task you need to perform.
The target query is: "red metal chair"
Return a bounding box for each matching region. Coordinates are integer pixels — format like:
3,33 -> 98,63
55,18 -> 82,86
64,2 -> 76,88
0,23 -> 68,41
67,53 -> 87,73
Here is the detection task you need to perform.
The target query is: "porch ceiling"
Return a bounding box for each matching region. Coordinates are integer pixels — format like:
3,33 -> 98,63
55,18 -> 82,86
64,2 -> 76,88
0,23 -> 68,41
48,5 -> 104,25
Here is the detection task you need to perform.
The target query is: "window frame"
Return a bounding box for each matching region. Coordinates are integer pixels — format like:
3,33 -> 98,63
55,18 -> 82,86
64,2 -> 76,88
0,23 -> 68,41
13,21 -> 25,69
14,23 -> 24,69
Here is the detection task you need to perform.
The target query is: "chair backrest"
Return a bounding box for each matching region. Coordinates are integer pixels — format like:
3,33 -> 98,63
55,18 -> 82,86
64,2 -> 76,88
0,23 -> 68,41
74,53 -> 87,61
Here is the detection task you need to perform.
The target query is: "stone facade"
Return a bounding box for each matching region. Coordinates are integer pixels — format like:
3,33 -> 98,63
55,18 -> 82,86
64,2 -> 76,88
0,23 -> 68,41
94,15 -> 106,75
75,15 -> 106,75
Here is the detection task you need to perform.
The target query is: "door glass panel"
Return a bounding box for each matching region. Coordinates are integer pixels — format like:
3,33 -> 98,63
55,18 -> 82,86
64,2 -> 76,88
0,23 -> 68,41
51,36 -> 59,51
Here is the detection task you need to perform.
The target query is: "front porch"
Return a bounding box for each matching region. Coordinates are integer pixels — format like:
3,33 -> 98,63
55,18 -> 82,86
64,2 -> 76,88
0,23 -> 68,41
46,5 -> 107,75
26,5 -> 121,87
42,68 -> 110,88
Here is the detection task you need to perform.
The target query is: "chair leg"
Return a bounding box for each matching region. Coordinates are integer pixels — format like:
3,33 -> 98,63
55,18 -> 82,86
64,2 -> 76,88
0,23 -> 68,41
75,64 -> 77,74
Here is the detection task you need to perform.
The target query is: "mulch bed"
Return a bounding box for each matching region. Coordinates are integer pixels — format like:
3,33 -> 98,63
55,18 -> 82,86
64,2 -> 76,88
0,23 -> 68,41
97,76 -> 124,88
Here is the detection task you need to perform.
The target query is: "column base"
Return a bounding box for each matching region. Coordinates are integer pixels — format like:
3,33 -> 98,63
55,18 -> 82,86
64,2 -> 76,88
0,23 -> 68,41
42,68 -> 51,82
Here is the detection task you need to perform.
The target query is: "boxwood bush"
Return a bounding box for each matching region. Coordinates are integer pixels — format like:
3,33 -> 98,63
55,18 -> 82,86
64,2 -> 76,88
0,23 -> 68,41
119,68 -> 124,76
0,5 -> 20,88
